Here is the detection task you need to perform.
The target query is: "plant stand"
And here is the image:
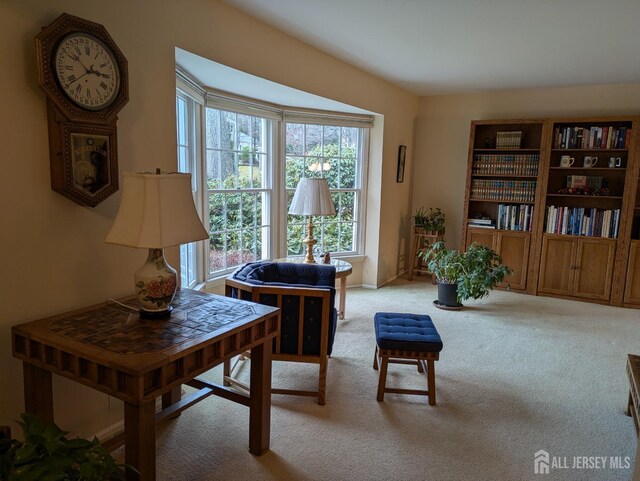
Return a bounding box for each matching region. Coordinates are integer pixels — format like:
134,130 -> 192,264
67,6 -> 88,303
408,227 -> 443,281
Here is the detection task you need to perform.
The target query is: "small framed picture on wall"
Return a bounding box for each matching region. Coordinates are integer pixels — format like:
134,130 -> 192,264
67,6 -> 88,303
396,145 -> 406,182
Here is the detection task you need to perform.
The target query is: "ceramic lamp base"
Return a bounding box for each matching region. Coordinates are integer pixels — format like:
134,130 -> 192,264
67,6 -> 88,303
134,248 -> 177,317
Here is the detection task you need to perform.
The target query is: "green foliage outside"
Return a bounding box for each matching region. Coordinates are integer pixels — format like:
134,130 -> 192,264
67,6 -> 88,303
208,144 -> 357,271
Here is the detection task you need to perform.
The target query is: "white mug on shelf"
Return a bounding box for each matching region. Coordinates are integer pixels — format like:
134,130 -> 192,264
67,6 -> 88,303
559,155 -> 575,167
608,157 -> 622,168
583,156 -> 598,168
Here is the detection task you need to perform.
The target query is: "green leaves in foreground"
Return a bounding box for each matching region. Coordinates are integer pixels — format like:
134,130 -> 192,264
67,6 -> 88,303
0,413 -> 129,481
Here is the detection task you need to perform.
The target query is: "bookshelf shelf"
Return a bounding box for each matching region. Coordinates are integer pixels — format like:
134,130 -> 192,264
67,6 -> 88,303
546,194 -> 623,200
551,149 -> 628,153
548,167 -> 626,172
474,148 -> 541,153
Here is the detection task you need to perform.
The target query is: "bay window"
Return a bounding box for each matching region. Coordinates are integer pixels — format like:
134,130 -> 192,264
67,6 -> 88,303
177,78 -> 370,284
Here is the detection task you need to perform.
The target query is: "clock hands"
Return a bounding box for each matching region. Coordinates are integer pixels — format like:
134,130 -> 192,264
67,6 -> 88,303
68,53 -> 92,74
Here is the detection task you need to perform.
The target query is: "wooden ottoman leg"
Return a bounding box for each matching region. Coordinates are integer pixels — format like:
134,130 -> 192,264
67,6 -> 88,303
376,355 -> 389,402
427,358 -> 436,406
373,347 -> 379,370
417,359 -> 424,373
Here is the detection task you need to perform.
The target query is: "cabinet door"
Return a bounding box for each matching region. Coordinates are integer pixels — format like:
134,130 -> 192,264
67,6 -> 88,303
624,242 -> 640,305
466,228 -> 496,250
496,232 -> 530,290
538,236 -> 575,296
572,238 -> 616,300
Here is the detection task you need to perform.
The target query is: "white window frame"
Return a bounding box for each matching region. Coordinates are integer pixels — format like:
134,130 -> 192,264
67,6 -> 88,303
177,75 -> 372,283
176,83 -> 206,288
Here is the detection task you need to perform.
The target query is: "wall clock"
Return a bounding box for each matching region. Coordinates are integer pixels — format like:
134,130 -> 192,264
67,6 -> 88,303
35,13 -> 128,207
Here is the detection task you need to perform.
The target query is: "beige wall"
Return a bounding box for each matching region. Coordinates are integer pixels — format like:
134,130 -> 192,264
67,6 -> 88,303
414,83 -> 640,250
0,0 -> 418,436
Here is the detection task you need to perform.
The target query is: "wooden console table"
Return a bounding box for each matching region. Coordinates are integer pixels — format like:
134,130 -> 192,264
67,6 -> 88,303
11,289 -> 279,481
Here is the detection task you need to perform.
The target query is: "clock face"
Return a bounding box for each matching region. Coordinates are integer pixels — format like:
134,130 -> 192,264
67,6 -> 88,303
54,33 -> 121,111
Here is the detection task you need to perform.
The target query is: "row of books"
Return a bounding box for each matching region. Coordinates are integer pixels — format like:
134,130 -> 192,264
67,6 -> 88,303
496,204 -> 534,231
472,154 -> 539,176
566,175 -> 605,189
496,131 -> 523,149
545,206 -> 620,238
553,126 -> 632,150
470,180 -> 536,202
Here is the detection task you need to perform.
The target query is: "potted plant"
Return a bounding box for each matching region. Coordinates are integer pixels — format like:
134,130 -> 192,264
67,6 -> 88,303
421,241 -> 512,309
412,207 -> 445,234
0,413 -> 129,480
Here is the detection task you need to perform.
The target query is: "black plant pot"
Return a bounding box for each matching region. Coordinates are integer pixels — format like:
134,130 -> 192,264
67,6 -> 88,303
435,281 -> 463,310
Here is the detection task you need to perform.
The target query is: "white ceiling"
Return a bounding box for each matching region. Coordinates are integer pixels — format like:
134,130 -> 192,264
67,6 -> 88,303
221,0 -> 640,96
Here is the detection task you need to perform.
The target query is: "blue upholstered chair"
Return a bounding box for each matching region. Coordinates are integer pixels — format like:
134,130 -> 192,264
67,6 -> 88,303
225,261 -> 338,405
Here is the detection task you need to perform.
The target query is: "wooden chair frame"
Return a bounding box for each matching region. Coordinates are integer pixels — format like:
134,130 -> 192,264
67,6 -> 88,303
225,278 -> 334,405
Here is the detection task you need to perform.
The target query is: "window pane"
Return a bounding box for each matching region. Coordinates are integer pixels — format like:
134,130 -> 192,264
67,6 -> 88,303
253,117 -> 264,153
323,126 -> 339,155
206,150 -> 222,189
305,124 -> 321,154
205,108 -> 220,149
342,127 -> 359,153
339,157 -> 356,189
339,223 -> 355,251
177,98 -> 187,145
178,146 -> 189,174
285,156 -> 304,189
286,123 -> 304,155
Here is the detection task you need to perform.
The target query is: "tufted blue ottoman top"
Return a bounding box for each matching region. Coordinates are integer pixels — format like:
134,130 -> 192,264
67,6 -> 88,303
374,312 -> 443,353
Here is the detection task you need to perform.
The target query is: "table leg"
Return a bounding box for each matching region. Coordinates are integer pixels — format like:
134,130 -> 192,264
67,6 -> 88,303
23,363 -> 53,424
338,277 -> 347,320
248,341 -> 271,455
162,386 -> 182,419
124,400 -> 156,481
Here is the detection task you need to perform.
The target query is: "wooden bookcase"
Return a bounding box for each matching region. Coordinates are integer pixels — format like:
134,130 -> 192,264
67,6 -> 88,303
462,116 -> 640,307
462,120 -> 546,293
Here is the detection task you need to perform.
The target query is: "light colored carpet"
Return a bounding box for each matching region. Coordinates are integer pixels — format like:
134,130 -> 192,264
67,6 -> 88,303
147,279 -> 638,480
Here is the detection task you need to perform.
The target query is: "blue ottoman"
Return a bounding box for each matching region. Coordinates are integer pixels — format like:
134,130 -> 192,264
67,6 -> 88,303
373,312 -> 443,405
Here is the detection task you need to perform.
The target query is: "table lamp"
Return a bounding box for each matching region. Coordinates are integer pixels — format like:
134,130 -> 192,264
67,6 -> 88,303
288,177 -> 336,263
105,170 -> 208,318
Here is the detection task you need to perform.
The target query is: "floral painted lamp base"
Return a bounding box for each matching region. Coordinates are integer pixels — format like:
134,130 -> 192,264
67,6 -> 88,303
135,248 -> 177,318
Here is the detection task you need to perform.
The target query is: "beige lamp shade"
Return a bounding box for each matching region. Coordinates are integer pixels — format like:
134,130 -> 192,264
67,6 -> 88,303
105,172 -> 208,248
288,178 -> 336,216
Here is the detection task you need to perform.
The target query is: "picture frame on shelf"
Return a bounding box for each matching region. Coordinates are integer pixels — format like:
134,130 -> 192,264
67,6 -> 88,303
397,145 -> 406,183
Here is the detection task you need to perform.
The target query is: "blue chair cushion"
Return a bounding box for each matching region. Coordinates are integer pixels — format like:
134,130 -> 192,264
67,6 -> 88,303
374,312 -> 443,353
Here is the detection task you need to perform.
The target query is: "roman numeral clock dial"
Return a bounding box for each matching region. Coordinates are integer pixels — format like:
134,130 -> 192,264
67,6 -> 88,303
55,33 -> 120,111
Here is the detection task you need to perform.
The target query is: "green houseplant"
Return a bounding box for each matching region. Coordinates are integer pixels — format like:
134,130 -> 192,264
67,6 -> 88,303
421,241 -> 512,308
412,207 -> 445,234
0,413 -> 128,481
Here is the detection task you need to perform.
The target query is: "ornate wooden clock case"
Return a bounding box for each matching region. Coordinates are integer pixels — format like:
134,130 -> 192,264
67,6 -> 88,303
35,13 -> 129,207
